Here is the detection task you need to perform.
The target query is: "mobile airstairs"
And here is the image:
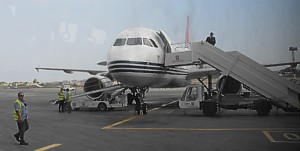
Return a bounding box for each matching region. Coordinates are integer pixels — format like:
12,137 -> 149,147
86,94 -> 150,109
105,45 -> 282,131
165,41 -> 300,113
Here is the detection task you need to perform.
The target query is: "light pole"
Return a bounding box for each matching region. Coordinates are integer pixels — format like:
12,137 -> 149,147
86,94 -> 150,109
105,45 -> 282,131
289,47 -> 298,83
289,47 -> 298,62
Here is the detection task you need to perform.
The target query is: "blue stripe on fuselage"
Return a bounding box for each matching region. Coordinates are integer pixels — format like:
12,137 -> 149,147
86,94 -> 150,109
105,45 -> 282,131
108,60 -> 188,75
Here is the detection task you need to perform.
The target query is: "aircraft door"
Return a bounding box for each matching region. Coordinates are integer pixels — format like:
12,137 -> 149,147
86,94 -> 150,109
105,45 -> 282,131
157,30 -> 171,53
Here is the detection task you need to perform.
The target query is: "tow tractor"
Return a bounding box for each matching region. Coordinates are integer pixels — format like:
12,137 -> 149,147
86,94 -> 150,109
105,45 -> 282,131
179,83 -> 299,116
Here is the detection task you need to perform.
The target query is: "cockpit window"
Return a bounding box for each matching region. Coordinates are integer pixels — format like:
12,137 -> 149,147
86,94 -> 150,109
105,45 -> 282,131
149,39 -> 158,48
113,38 -> 126,46
127,38 -> 142,45
143,38 -> 153,47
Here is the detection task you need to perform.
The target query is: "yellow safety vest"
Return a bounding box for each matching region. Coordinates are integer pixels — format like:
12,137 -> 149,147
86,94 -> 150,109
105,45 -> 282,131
58,92 -> 64,101
67,92 -> 72,102
13,99 -> 22,121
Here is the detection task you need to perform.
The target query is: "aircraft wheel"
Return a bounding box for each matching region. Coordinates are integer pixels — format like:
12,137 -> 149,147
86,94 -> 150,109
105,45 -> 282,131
142,103 -> 147,114
203,102 -> 217,116
74,108 -> 80,111
127,93 -> 133,105
135,99 -> 141,115
256,100 -> 271,116
98,103 -> 107,111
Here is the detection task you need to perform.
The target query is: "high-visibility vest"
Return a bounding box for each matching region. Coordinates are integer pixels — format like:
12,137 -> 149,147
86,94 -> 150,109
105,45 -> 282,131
58,92 -> 64,101
67,92 -> 72,102
13,99 -> 22,121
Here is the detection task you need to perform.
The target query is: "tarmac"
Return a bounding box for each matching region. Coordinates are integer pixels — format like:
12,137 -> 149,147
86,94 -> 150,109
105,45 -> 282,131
0,88 -> 299,151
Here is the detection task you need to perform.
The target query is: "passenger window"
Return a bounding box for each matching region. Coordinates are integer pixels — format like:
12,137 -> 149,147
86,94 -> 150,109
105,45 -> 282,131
113,38 -> 126,46
143,38 -> 153,47
127,38 -> 142,45
149,39 -> 158,48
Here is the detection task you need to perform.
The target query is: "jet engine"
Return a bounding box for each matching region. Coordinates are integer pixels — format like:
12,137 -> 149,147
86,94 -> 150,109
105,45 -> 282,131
83,76 -> 113,99
216,75 -> 242,95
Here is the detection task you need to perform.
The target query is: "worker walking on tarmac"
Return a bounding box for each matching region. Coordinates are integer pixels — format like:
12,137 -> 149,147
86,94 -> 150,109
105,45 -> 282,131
206,32 -> 216,46
65,89 -> 73,113
58,88 -> 65,113
13,92 -> 29,145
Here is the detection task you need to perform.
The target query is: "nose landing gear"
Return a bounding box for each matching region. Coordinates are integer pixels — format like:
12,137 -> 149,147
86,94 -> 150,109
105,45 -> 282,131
128,87 -> 148,115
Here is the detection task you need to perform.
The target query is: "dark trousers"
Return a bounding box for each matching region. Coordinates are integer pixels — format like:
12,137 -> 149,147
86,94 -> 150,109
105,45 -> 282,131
58,100 -> 65,112
65,101 -> 72,113
16,119 -> 29,141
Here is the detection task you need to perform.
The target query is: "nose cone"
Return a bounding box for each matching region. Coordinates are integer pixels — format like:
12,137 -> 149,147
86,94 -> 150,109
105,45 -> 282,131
107,27 -> 166,87
107,44 -> 165,87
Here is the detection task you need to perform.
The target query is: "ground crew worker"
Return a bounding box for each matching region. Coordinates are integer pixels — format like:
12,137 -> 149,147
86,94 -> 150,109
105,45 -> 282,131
65,89 -> 73,113
13,92 -> 29,145
206,32 -> 216,46
58,88 -> 65,113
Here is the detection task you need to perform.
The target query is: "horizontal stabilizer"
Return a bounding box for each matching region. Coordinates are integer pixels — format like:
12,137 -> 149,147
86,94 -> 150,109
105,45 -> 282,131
97,61 -> 107,66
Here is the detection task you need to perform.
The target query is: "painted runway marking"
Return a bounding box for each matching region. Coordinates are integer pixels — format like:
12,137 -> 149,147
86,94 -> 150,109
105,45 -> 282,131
102,116 -> 138,129
148,100 -> 178,112
102,100 -> 178,129
106,127 -> 300,131
35,143 -> 62,151
263,131 -> 300,143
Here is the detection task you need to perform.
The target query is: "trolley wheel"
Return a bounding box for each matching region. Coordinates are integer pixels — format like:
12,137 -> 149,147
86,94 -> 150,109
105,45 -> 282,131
98,103 -> 107,111
203,102 -> 217,116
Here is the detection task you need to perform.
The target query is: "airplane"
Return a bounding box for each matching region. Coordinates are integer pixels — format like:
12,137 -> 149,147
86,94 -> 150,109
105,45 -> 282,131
36,17 -> 299,114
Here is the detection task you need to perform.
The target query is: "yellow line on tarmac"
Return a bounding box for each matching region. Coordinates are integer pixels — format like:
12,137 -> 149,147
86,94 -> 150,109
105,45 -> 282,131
102,116 -> 138,129
35,144 -> 62,151
106,127 -> 300,131
102,100 -> 178,129
262,131 -> 276,142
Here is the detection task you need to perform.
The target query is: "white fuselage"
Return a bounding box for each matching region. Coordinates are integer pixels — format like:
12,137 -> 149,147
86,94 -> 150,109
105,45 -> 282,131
107,27 -> 189,88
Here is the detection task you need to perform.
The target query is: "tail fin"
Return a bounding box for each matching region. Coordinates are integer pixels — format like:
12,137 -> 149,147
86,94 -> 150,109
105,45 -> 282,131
185,16 -> 190,43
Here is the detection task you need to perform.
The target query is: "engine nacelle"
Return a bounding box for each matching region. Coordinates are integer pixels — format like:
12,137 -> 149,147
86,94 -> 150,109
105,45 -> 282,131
83,76 -> 113,99
216,75 -> 242,95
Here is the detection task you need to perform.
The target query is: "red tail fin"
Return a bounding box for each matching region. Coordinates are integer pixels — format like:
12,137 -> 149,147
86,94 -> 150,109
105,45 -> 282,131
185,16 -> 190,43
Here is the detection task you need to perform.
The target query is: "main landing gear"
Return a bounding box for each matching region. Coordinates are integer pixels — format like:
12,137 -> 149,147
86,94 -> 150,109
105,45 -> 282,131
127,87 -> 148,115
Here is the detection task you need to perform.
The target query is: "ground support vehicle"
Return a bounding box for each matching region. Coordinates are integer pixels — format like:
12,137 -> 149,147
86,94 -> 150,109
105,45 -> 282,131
71,94 -> 127,111
179,84 -> 299,116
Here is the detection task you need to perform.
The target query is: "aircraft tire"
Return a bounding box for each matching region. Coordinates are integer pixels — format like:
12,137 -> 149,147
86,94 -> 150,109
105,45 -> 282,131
142,103 -> 147,114
127,93 -> 133,105
135,98 -> 141,115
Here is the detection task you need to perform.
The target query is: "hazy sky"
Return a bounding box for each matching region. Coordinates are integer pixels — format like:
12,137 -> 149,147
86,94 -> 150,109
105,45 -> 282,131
1,0 -> 299,82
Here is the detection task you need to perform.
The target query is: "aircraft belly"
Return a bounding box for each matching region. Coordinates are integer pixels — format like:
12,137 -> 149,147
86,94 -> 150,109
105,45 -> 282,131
111,72 -> 186,88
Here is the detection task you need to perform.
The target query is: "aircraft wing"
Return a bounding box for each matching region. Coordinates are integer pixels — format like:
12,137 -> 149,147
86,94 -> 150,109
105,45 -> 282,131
263,61 -> 299,76
264,61 -> 300,67
186,67 -> 220,80
35,67 -> 106,75
97,61 -> 107,66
